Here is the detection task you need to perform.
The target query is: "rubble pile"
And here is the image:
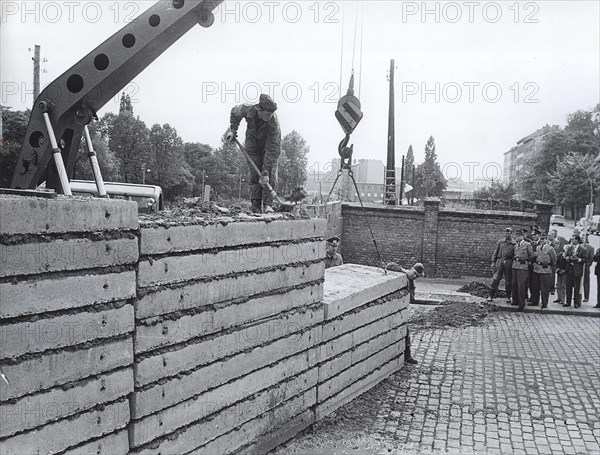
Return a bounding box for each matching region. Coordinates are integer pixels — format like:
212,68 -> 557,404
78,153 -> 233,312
408,300 -> 498,331
457,281 -> 508,298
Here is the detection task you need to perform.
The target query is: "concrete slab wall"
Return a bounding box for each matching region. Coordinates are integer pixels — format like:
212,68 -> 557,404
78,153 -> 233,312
0,195 -> 137,454
1,196 -> 410,455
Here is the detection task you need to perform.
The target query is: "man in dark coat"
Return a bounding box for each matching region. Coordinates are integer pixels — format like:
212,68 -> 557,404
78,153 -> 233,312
227,94 -> 281,213
488,228 -> 515,303
563,235 -> 588,308
582,237 -> 595,302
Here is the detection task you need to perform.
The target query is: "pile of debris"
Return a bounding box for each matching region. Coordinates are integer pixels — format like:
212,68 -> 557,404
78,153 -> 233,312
409,300 -> 498,331
139,198 -> 309,228
457,281 -> 507,298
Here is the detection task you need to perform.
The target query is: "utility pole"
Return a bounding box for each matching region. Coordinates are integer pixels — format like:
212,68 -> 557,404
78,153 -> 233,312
32,45 -> 41,105
384,59 -> 396,206
399,155 -> 405,205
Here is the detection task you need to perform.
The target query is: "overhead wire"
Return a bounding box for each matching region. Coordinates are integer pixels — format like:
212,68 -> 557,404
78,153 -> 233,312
358,1 -> 364,97
331,3 -> 386,272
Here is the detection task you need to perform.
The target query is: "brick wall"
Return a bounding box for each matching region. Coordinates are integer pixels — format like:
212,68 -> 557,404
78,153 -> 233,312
341,198 -> 554,278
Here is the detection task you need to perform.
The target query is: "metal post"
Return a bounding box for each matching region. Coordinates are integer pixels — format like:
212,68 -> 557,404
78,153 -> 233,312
385,59 -> 396,205
42,112 -> 72,196
83,125 -> 107,197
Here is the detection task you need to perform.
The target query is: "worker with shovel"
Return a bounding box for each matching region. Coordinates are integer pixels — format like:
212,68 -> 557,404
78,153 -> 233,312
226,94 -> 281,214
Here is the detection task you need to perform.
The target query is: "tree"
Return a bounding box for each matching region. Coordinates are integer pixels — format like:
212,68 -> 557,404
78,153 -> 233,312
107,110 -> 151,183
211,132 -> 246,199
414,135 -> 447,201
473,180 -> 516,200
119,92 -> 133,114
73,121 -> 120,182
278,130 -> 308,194
0,106 -> 29,188
520,104 -> 600,202
548,152 -> 600,218
183,142 -> 214,197
148,123 -> 194,200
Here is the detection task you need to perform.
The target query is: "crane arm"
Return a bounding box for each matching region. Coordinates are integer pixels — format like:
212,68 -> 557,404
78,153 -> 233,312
11,0 -> 223,192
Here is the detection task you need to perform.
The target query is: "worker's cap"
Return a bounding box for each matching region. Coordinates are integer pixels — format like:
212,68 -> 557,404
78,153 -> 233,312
414,263 -> 425,276
326,236 -> 340,247
258,94 -> 278,112
505,228 -> 513,233
531,228 -> 541,235
514,229 -> 524,235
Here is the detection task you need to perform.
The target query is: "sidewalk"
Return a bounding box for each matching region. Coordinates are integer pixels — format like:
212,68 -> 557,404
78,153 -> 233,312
416,277 -> 600,318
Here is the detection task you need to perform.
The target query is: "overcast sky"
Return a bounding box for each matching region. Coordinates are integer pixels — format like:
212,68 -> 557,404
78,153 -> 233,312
2,1 -> 599,183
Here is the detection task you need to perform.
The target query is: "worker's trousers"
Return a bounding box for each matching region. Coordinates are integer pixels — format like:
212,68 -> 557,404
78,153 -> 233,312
490,259 -> 512,297
247,150 -> 277,207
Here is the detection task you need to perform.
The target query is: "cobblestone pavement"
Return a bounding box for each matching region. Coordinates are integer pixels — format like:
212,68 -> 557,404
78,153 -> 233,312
274,311 -> 600,454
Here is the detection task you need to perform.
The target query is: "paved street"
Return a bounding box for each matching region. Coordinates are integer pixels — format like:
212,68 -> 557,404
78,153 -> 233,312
274,311 -> 600,454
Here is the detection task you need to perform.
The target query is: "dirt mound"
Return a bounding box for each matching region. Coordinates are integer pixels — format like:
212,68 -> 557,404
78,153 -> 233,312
409,300 -> 498,331
457,281 -> 507,298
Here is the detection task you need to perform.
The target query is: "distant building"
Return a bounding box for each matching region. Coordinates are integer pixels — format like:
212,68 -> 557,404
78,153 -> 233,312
443,178 -> 491,199
503,125 -> 560,188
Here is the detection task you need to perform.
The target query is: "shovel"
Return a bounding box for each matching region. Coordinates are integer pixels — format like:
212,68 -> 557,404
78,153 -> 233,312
234,138 -> 308,212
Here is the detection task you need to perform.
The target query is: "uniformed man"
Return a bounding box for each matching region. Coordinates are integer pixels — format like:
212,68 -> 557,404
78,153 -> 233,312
512,229 -> 534,309
487,228 -> 515,303
324,236 -> 343,269
527,227 -> 542,303
531,233 -> 557,308
226,94 -> 281,214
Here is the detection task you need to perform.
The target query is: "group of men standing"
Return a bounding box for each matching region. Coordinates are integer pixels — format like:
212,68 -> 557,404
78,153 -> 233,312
488,226 -> 599,310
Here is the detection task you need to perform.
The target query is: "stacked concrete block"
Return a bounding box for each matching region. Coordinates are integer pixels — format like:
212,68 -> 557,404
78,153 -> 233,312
130,217 -> 327,454
315,264 -> 408,421
0,195 -> 138,455
236,264 -> 409,455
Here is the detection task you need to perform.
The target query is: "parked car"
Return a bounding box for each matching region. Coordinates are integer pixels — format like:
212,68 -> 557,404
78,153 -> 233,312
550,214 -> 565,226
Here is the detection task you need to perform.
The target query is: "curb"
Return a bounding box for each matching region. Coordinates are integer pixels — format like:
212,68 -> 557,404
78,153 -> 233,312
492,302 -> 600,318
